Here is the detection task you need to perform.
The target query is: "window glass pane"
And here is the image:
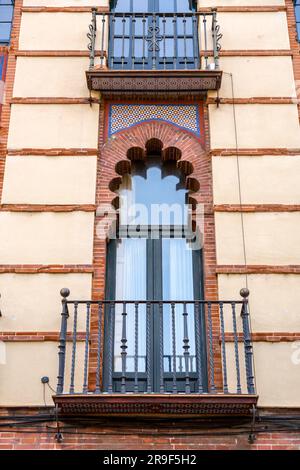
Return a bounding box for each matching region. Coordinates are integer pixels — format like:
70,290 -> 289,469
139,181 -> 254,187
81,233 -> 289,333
112,37 -> 130,58
119,158 -> 188,226
159,38 -> 175,58
158,0 -> 175,13
162,238 -> 196,372
176,0 -> 195,12
113,16 -> 130,35
0,23 -> 10,43
158,17 -> 174,35
132,0 -> 148,12
114,239 -> 147,372
178,37 -> 194,57
0,6 -> 13,20
0,55 -> 4,78
295,3 -> 300,41
134,38 -> 145,58
134,16 -> 147,36
0,3 -> 13,44
177,16 -> 193,35
112,0 -> 130,12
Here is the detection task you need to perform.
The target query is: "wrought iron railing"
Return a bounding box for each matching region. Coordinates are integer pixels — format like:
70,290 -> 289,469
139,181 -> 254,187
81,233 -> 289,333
87,9 -> 222,71
56,289 -> 255,396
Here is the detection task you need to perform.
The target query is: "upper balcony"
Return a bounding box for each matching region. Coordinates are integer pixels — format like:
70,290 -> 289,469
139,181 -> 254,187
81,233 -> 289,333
86,8 -> 223,98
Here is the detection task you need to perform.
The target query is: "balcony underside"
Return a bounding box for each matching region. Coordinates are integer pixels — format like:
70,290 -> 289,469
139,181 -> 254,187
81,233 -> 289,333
86,69 -> 222,98
53,394 -> 258,418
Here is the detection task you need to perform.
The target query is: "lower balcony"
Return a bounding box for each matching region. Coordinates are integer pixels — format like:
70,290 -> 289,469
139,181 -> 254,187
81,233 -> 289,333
53,292 -> 258,418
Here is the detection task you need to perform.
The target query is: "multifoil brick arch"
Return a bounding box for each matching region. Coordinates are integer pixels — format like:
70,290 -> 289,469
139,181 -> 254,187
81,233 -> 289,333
89,117 -> 221,391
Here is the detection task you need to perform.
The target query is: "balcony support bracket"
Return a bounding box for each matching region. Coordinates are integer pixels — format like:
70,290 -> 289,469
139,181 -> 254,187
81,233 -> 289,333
248,404 -> 258,444
54,404 -> 64,443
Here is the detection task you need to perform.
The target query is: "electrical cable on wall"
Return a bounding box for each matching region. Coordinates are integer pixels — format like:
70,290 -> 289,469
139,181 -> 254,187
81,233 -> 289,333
221,72 -> 257,392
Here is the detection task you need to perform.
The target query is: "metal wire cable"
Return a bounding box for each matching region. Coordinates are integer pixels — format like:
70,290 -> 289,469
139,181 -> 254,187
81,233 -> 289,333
223,71 -> 257,393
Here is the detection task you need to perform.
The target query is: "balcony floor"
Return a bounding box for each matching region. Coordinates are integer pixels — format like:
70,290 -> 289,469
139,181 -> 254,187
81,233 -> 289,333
86,69 -> 222,98
53,393 -> 258,418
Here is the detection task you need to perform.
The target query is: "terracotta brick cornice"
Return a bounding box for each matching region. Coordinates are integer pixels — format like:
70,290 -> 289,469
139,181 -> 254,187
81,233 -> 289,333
214,204 -> 300,213
15,50 -> 103,57
12,97 -> 297,106
21,6 -> 286,14
224,332 -> 300,343
0,204 -> 96,212
199,6 -> 287,13
21,7 -> 109,13
0,332 -> 86,342
207,98 -> 296,105
14,50 -> 293,58
0,265 -> 94,274
10,98 -> 93,105
6,149 -> 98,156
216,265 -> 300,275
210,149 -> 300,156
2,332 -> 299,344
218,50 -> 292,57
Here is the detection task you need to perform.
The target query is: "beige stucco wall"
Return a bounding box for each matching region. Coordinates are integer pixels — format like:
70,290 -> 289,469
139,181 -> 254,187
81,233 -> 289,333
1,156 -> 97,204
253,342 -> 300,407
209,104 -> 300,149
13,55 -> 295,100
0,212 -> 94,264
0,273 -> 92,331
7,104 -> 99,149
13,57 -> 90,98
226,342 -> 300,407
215,212 -> 300,265
202,12 -> 290,51
19,12 -> 108,52
0,342 -> 85,406
218,274 -> 300,332
217,56 -> 296,99
212,156 -> 300,205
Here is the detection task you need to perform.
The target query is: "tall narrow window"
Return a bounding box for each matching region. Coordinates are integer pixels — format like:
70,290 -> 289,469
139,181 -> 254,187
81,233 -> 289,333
0,0 -> 14,45
104,142 -> 207,393
109,0 -> 198,70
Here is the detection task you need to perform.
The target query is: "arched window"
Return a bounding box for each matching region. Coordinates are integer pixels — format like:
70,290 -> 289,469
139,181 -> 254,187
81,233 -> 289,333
104,140 -> 207,393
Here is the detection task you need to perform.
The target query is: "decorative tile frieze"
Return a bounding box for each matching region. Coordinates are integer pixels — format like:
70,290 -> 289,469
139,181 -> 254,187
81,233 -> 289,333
108,104 -> 201,137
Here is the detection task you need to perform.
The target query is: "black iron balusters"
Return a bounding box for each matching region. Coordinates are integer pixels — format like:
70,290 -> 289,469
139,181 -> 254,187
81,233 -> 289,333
232,301 -> 242,394
82,302 -> 90,394
56,295 -> 255,397
182,302 -> 191,393
95,302 -> 102,394
88,11 -> 221,71
69,301 -> 78,394
240,288 -> 255,395
56,288 -> 70,395
120,302 -> 128,394
87,8 -> 97,69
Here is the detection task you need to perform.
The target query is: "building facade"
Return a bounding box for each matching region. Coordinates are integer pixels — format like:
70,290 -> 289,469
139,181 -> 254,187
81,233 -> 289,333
0,0 -> 300,450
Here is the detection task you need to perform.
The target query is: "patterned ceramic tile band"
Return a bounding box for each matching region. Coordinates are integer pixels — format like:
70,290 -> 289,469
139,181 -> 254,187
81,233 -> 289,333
109,104 -> 201,137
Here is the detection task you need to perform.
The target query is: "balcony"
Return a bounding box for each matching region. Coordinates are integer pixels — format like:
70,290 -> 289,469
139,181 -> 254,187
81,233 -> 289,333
53,290 -> 258,418
86,9 -> 223,98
